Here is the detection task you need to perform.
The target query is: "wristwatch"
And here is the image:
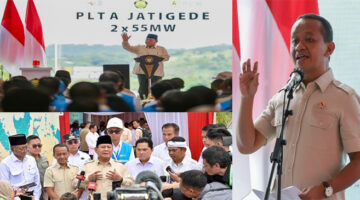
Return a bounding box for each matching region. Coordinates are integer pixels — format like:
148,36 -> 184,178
322,181 -> 333,198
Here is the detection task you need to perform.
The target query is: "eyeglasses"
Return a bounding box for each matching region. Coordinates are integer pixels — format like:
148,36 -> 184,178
67,140 -> 78,145
32,144 -> 42,148
15,147 -> 28,152
107,129 -> 121,134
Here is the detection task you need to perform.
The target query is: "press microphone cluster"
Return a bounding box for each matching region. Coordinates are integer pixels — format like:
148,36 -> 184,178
284,68 -> 304,91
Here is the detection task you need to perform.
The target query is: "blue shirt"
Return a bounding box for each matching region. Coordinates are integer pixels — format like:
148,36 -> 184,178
117,92 -> 136,112
112,141 -> 135,164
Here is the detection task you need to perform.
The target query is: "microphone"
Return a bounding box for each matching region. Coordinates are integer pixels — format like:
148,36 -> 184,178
88,178 -> 97,194
284,68 -> 304,91
166,166 -> 175,174
93,193 -> 101,200
75,171 -> 85,189
135,171 -> 162,191
135,171 -> 163,200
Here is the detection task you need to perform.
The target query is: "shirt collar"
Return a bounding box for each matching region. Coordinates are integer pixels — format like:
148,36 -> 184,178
313,68 -> 334,93
97,158 -> 114,166
54,162 -> 70,169
135,156 -> 156,165
10,154 -> 27,162
113,142 -> 122,149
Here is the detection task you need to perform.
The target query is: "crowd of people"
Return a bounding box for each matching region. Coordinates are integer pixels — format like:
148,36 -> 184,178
0,69 -> 232,112
0,117 -> 233,200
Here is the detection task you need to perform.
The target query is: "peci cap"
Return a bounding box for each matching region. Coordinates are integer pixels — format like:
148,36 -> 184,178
96,135 -> 112,147
9,134 -> 27,146
146,34 -> 158,41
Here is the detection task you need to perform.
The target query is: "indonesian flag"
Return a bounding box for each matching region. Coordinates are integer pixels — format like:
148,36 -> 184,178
234,0 -> 318,198
0,0 -> 25,75
24,0 -> 46,67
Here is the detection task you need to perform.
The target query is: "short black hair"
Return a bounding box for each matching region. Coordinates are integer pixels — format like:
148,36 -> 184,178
3,77 -> 33,94
206,128 -> 231,146
99,71 -> 120,84
27,135 -> 40,144
53,144 -> 69,155
60,192 -> 78,200
170,77 -> 185,89
2,88 -> 50,112
162,123 -> 180,134
180,170 -> 207,191
169,136 -> 185,143
66,99 -> 99,112
69,82 -> 101,100
202,146 -> 231,168
150,80 -> 175,99
89,123 -> 96,129
55,70 -> 71,87
38,77 -> 60,96
201,123 -> 226,132
297,13 -> 333,42
135,137 -> 153,149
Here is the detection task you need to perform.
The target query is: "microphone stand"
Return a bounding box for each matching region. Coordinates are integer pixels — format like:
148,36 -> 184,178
264,86 -> 294,200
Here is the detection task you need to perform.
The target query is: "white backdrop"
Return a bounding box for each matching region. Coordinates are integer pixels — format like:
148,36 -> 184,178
144,112 -> 189,146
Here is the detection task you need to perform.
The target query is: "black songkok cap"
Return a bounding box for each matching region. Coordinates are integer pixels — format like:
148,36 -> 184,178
96,135 -> 112,147
9,134 -> 27,146
147,34 -> 158,40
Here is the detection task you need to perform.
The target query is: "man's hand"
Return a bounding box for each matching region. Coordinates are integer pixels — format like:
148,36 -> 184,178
168,172 -> 181,183
106,169 -> 123,181
239,59 -> 259,98
89,171 -> 103,181
298,184 -> 325,200
122,33 -> 131,42
15,187 -> 28,197
71,189 -> 81,198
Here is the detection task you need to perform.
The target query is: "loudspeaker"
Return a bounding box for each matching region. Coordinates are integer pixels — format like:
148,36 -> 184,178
103,64 -> 130,89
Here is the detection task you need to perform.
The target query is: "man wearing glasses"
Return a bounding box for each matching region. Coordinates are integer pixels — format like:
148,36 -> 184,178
0,134 -> 41,200
52,134 -> 91,169
27,135 -> 49,200
106,117 -> 135,164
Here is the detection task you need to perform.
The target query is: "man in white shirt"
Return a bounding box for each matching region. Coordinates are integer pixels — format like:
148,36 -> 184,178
106,117 -> 135,164
153,123 -> 191,161
125,137 -> 164,179
198,123 -> 227,167
0,134 -> 42,200
53,133 -> 91,169
162,137 -> 200,176
85,123 -> 99,160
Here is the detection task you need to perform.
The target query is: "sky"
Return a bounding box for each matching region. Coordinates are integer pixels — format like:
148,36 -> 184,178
0,0 -> 231,48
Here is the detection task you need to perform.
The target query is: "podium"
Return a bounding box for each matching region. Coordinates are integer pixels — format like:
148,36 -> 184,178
134,55 -> 164,98
20,67 -> 51,80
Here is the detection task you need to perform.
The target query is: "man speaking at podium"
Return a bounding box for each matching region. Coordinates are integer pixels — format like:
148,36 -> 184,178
122,33 -> 170,99
237,14 -> 360,200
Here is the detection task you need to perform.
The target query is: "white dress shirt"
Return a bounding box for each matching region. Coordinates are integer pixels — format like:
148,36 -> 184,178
125,156 -> 164,179
85,131 -> 99,156
152,143 -> 192,161
52,150 -> 91,169
0,154 -> 42,200
162,156 -> 201,175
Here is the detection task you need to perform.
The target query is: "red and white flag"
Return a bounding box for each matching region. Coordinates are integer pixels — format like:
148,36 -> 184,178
234,0 -> 318,198
24,0 -> 46,68
0,0 -> 25,75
